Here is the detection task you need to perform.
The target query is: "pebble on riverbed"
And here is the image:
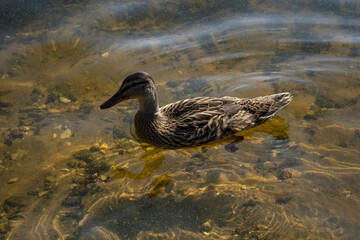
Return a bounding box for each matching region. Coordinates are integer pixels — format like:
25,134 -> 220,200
38,191 -> 50,198
7,177 -> 19,184
277,169 -> 292,180
99,175 -> 108,181
59,96 -> 71,103
60,129 -> 72,139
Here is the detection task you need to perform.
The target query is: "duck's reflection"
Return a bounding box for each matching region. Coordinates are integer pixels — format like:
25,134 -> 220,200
112,147 -> 165,180
212,115 -> 290,152
112,147 -> 171,197
147,174 -> 172,198
111,115 -> 290,197
238,115 -> 290,140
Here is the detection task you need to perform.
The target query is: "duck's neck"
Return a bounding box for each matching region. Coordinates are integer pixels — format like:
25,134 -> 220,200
137,91 -> 159,115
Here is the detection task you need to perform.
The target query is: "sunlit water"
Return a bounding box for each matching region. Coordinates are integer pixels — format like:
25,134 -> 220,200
0,0 -> 359,239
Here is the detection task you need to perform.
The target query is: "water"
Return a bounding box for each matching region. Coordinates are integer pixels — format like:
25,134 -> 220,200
0,0 -> 359,239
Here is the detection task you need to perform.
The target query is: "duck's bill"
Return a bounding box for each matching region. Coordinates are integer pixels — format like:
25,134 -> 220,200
100,93 -> 129,109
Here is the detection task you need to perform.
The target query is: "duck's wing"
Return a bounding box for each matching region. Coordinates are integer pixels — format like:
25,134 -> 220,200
160,97 -> 230,119
161,93 -> 292,124
159,97 -> 233,145
159,93 -> 292,146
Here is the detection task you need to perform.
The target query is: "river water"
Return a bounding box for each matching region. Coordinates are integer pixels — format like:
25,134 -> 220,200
0,0 -> 359,239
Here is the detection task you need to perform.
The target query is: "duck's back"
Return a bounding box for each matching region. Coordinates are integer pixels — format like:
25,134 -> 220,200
155,92 -> 292,147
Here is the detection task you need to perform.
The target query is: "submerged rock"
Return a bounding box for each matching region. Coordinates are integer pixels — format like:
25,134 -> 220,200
60,129 -> 72,139
242,199 -> 258,207
275,196 -> 292,205
37,191 -> 50,198
277,169 -> 292,180
4,196 -> 27,208
59,96 -> 71,103
7,177 -> 19,184
62,196 -> 82,207
73,149 -> 93,163
279,158 -> 303,169
99,175 -> 108,181
200,220 -> 214,233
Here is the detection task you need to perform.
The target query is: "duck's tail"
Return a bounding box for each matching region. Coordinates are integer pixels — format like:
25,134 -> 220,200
226,92 -> 292,133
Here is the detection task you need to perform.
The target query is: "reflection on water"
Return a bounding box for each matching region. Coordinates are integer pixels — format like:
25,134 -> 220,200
0,0 -> 360,239
112,147 -> 166,180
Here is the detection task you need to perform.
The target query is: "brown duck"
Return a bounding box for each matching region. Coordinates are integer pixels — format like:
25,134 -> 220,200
100,72 -> 292,148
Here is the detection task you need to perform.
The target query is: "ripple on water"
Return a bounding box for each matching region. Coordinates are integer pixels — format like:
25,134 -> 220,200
1,0 -> 360,239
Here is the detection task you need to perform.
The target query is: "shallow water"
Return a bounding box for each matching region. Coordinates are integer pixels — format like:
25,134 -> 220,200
0,0 -> 360,239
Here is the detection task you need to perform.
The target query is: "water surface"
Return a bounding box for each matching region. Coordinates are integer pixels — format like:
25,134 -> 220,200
0,0 -> 359,239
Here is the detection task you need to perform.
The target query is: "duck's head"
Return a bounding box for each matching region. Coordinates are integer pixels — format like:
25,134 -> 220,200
100,71 -> 156,109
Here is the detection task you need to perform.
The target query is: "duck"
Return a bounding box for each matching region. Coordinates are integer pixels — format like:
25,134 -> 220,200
100,71 -> 292,148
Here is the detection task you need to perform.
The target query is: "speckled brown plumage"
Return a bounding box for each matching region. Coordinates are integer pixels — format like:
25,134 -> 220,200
100,72 -> 292,148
